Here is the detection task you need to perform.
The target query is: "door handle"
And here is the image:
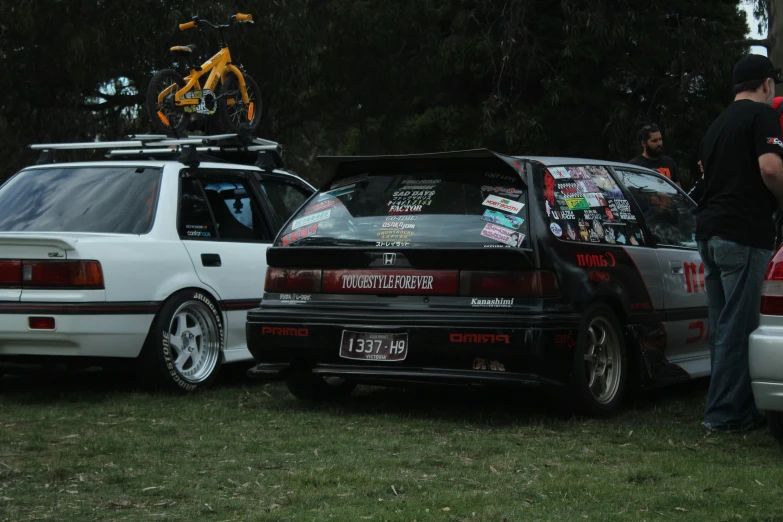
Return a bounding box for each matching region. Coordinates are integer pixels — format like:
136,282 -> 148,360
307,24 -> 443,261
670,262 -> 683,275
201,253 -> 222,267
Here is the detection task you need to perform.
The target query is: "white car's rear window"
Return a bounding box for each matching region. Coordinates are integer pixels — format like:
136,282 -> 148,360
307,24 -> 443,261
0,166 -> 162,234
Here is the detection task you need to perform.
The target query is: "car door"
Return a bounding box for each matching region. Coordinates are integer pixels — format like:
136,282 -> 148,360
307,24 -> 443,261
177,169 -> 277,361
614,168 -> 710,378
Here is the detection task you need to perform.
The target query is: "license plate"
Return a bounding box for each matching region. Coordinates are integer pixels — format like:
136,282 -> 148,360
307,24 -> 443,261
339,330 -> 409,361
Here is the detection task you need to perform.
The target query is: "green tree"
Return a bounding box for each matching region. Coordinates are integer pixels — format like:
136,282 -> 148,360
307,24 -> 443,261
0,0 -> 752,190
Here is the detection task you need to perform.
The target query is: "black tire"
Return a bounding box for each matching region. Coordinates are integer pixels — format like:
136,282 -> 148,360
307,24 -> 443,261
286,366 -> 357,401
218,72 -> 263,134
146,69 -> 191,135
767,411 -> 783,442
139,290 -> 224,393
567,303 -> 628,417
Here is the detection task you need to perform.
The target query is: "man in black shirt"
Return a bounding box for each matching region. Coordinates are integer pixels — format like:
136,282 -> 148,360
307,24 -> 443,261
629,124 -> 681,187
697,54 -> 783,434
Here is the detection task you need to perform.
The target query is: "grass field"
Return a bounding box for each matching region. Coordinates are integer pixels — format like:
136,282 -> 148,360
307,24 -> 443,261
1,368 -> 782,522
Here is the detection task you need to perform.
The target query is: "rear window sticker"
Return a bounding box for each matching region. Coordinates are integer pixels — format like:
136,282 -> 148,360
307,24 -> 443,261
481,185 -> 524,200
323,185 -> 355,198
376,241 -> 410,247
304,198 -> 344,215
605,207 -> 616,222
550,222 -> 563,237
584,193 -> 608,207
565,197 -> 590,210
281,223 -> 319,246
558,182 -> 581,197
381,221 -> 415,230
480,222 -> 525,247
331,174 -> 368,189
577,180 -> 600,193
401,179 -> 441,190
593,221 -> 605,239
617,233 -> 627,244
482,209 -> 524,230
578,220 -> 590,241
609,199 -> 631,212
568,167 -> 591,179
565,221 -> 577,240
291,209 -> 332,230
545,172 -> 556,205
548,167 -> 571,179
629,235 -> 639,246
385,215 -> 418,222
551,209 -> 576,220
377,219 -> 416,242
482,195 -> 525,214
604,227 -> 616,244
485,172 -> 517,182
545,200 -> 552,216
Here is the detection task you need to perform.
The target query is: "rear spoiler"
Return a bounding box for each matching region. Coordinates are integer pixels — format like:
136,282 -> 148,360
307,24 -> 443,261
316,148 -> 527,191
0,233 -> 76,251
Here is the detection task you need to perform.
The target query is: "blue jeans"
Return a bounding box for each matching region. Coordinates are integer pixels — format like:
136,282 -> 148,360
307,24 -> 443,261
697,238 -> 773,430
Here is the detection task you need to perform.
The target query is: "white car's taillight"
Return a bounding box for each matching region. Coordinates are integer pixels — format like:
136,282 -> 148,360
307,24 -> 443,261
760,250 -> 783,315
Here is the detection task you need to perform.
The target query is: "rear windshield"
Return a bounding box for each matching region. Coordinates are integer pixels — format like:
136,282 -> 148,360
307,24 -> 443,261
0,166 -> 162,234
276,170 -> 529,249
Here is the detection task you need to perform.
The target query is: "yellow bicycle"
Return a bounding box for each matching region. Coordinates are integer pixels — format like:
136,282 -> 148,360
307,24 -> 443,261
146,13 -> 262,135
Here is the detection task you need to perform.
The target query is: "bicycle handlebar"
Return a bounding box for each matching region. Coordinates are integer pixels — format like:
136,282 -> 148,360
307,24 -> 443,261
178,14 -> 253,32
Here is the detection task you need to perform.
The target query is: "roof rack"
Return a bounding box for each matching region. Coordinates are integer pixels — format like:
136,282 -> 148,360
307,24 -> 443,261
29,133 -> 285,171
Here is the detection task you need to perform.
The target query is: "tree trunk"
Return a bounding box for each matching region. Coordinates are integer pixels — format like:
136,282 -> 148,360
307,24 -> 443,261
769,0 -> 783,95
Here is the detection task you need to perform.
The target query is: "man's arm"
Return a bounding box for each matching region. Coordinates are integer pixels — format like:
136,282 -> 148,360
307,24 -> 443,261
754,107 -> 783,206
760,153 -> 783,204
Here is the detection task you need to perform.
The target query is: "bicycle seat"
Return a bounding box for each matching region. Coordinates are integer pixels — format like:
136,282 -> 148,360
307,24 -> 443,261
170,44 -> 196,54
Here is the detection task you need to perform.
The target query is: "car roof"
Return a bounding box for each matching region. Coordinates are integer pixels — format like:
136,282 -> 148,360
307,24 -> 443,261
514,156 -> 643,170
17,160 -> 311,185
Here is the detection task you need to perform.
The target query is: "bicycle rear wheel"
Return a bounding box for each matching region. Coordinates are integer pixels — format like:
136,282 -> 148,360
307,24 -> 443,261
218,72 -> 263,134
146,69 -> 190,134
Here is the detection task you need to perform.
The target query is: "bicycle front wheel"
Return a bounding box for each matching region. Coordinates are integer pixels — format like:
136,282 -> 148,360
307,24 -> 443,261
218,72 -> 263,134
146,69 -> 190,134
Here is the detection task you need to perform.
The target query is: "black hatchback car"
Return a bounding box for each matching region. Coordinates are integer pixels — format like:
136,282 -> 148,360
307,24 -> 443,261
246,149 -> 709,416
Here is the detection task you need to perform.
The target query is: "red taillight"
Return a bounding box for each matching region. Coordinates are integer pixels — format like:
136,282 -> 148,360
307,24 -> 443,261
264,268 -> 322,293
22,261 -> 104,289
459,270 -> 559,297
761,251 -> 783,315
28,317 -> 55,330
0,260 -> 22,287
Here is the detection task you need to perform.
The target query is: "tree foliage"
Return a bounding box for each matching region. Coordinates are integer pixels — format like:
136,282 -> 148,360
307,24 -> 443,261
0,0 -> 751,188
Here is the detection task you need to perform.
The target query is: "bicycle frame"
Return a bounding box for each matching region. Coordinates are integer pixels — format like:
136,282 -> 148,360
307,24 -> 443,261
156,47 -> 250,107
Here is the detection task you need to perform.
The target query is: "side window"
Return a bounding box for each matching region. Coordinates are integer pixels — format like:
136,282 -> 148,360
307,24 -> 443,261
260,180 -> 312,224
544,165 -> 646,246
614,170 -> 697,249
178,177 -> 217,239
201,178 -> 268,242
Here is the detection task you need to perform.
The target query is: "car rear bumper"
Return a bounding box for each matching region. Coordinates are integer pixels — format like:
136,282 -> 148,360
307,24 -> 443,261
749,320 -> 783,411
0,312 -> 155,359
245,306 -> 582,387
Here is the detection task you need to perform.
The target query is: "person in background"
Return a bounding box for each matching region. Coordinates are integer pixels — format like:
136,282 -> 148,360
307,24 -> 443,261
696,54 -> 783,434
629,124 -> 681,187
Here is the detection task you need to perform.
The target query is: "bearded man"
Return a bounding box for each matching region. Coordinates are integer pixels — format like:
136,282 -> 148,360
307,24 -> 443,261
629,124 -> 681,187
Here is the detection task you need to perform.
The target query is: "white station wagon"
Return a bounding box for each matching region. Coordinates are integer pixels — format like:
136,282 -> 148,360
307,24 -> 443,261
0,134 -> 314,392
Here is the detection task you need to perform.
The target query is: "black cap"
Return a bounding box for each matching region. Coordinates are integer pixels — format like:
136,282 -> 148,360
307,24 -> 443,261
733,54 -> 782,85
